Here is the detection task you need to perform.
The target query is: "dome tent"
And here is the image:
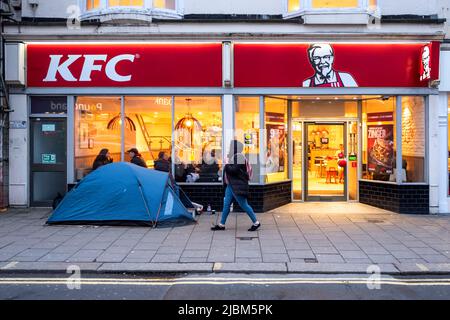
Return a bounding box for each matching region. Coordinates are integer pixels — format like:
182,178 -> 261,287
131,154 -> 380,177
47,162 -> 195,226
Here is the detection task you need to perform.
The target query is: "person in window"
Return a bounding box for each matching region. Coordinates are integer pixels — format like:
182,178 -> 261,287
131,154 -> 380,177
154,151 -> 171,173
199,149 -> 220,182
127,148 -> 147,168
211,140 -> 261,232
92,148 -> 113,171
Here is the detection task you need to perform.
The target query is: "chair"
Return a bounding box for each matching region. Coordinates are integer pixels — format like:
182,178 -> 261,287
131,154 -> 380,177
314,157 -> 324,177
325,159 -> 338,183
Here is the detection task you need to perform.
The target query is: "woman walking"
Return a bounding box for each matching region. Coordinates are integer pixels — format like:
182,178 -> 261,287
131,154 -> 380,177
211,140 -> 261,232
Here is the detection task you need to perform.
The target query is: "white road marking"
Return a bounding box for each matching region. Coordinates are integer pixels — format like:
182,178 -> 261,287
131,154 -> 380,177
0,277 -> 450,287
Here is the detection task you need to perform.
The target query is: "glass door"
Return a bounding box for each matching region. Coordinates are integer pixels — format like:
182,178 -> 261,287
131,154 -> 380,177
304,122 -> 347,201
292,120 -> 302,200
30,118 -> 67,206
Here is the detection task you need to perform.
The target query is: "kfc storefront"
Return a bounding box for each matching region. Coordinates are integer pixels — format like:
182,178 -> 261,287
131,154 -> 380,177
8,41 -> 440,213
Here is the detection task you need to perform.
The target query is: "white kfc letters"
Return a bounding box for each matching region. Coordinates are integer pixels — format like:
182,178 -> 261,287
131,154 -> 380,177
43,54 -> 135,82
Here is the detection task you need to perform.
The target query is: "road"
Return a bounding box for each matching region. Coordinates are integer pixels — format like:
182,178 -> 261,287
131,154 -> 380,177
0,273 -> 450,300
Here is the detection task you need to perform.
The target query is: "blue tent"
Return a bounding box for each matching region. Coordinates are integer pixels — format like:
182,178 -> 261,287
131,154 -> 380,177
47,162 -> 195,226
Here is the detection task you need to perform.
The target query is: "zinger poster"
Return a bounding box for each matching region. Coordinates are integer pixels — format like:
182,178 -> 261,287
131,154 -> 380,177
367,125 -> 394,174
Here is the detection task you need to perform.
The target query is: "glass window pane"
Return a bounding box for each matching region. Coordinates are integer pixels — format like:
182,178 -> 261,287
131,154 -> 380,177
74,96 -> 121,181
312,0 -> 358,8
264,97 -> 288,183
87,0 -> 101,10
109,0 -> 144,7
235,97 -> 260,183
174,97 -> 222,183
288,0 -> 300,12
292,120 -> 302,199
362,97 -> 396,182
402,97 -> 425,183
154,0 -> 176,10
448,95 -> 450,195
124,96 -> 172,169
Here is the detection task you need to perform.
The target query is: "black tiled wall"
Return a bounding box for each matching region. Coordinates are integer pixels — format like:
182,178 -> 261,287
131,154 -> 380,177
179,181 -> 292,213
359,180 -> 429,214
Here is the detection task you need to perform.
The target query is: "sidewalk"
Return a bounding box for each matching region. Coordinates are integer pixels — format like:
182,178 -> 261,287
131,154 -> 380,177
0,203 -> 450,275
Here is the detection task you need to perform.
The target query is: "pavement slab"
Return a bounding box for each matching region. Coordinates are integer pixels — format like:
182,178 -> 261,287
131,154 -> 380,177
0,205 -> 449,275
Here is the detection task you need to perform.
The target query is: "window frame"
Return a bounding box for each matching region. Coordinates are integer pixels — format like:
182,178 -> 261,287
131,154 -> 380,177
359,95 -> 428,186
82,0 -> 183,19
284,0 -> 379,19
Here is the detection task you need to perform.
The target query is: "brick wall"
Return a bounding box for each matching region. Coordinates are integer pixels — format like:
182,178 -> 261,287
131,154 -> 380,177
179,180 -> 292,213
359,180 -> 429,214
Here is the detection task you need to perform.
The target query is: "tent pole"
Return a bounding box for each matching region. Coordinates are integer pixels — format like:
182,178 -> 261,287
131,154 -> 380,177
154,175 -> 169,227
137,181 -> 154,227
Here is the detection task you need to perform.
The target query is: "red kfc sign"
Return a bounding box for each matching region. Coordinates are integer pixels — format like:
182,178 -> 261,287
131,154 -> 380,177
234,42 -> 440,88
27,43 -> 222,87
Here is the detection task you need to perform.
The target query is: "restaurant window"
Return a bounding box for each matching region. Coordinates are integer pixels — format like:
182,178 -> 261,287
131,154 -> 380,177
124,96 -> 172,168
401,97 -> 426,183
74,96 -> 121,181
174,96 -> 222,183
235,97 -> 260,183
361,97 -> 397,182
264,97 -> 288,183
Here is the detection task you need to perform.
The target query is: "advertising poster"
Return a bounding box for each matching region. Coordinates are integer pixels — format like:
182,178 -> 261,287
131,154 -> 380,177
266,112 -> 286,173
367,125 -> 394,174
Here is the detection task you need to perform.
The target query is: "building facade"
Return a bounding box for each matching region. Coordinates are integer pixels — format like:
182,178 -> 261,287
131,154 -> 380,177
2,0 -> 450,214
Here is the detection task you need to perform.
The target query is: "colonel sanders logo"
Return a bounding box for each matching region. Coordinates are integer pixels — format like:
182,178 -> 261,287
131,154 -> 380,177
303,44 -> 358,88
420,45 -> 431,81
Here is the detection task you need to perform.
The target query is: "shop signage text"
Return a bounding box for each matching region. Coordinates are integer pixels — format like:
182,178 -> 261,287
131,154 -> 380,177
43,54 -> 135,83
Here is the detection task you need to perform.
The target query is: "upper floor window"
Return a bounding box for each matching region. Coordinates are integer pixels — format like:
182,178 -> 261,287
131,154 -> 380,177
83,0 -> 182,21
287,0 -> 377,13
85,0 -> 177,11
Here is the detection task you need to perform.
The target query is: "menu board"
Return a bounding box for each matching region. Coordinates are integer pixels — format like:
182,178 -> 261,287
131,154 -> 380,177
367,125 -> 394,174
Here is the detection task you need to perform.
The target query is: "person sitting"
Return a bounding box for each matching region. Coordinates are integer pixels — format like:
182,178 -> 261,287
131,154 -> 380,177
127,148 -> 147,168
154,151 -> 171,173
199,149 -> 220,182
92,148 -> 113,171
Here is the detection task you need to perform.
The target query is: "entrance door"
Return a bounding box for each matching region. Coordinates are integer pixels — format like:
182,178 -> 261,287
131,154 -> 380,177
304,122 -> 346,201
30,118 -> 67,206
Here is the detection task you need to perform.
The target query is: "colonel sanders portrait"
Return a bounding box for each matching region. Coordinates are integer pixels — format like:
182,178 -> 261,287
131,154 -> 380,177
303,43 -> 358,88
420,45 -> 431,81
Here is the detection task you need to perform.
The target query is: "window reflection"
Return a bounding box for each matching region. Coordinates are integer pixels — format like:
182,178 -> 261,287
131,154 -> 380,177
264,97 -> 288,183
124,96 -> 172,168
235,97 -> 260,183
174,97 -> 223,183
74,96 -> 121,181
362,97 -> 396,182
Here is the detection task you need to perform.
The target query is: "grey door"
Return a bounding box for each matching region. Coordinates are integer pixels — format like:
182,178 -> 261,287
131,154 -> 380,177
30,118 -> 67,206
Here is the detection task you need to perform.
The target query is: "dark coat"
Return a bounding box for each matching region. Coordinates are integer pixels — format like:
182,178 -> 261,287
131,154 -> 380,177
92,156 -> 113,171
224,153 -> 249,197
131,156 -> 147,168
154,159 -> 171,173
